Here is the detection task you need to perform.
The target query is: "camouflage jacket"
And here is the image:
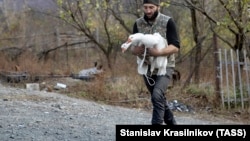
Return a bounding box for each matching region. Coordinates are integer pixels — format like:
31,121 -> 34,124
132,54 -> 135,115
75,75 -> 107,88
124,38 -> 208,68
135,13 -> 175,68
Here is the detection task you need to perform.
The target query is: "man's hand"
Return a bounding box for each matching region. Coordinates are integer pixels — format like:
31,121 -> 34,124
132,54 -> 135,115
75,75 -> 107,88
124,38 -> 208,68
130,45 -> 145,56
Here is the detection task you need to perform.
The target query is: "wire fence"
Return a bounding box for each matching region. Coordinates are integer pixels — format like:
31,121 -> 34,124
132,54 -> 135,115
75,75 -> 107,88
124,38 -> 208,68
219,49 -> 250,109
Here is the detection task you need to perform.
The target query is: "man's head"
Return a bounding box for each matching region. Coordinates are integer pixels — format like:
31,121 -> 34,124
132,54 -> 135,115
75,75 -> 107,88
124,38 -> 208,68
143,0 -> 160,6
143,0 -> 160,21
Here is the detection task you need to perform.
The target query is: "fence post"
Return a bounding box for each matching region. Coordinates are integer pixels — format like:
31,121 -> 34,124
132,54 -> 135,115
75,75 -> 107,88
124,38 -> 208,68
230,49 -> 236,107
224,49 -> 230,109
219,49 -> 224,108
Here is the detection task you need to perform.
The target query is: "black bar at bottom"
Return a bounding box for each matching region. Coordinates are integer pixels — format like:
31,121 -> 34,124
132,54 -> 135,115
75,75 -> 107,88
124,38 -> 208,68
116,125 -> 250,140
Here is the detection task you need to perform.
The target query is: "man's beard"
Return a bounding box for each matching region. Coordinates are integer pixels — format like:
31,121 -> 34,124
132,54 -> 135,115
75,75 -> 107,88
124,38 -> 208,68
144,11 -> 159,21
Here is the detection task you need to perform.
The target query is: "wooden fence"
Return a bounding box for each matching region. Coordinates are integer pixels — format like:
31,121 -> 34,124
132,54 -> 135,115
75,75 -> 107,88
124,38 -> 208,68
219,49 -> 250,109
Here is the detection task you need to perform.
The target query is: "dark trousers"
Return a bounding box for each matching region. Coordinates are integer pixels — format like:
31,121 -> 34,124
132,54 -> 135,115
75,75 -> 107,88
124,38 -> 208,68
143,68 -> 176,125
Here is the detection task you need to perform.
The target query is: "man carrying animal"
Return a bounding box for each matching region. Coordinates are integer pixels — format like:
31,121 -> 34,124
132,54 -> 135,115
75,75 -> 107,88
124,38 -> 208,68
130,0 -> 180,125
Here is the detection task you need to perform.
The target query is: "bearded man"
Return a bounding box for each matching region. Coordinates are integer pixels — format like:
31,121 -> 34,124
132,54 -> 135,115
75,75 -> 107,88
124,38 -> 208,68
130,0 -> 180,125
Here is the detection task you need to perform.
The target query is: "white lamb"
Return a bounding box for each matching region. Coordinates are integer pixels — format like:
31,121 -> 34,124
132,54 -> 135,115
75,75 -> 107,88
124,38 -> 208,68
121,32 -> 168,76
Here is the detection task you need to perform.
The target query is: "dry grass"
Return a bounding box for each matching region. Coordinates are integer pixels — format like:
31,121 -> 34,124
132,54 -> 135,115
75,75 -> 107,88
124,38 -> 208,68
0,49 -> 249,124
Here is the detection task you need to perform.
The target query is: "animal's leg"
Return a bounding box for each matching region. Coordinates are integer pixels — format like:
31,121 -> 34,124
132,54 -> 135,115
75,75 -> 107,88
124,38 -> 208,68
156,57 -> 167,75
150,59 -> 156,76
155,57 -> 165,67
150,65 -> 154,76
157,67 -> 167,75
138,64 -> 148,75
139,47 -> 147,68
137,57 -> 142,65
137,57 -> 148,75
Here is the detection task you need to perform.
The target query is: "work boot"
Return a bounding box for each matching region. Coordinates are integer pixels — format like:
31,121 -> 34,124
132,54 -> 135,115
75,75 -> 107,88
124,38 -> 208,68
164,108 -> 177,125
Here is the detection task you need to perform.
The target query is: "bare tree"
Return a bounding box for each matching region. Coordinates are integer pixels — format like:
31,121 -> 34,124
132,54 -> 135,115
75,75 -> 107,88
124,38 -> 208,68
56,0 -> 133,71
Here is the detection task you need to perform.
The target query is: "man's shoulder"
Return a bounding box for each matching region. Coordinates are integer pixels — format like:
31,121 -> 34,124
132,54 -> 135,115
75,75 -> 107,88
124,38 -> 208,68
135,17 -> 144,22
135,17 -> 146,25
159,13 -> 171,21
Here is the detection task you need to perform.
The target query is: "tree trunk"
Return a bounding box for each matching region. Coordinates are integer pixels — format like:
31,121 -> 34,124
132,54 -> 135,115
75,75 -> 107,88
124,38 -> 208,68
213,33 -> 221,107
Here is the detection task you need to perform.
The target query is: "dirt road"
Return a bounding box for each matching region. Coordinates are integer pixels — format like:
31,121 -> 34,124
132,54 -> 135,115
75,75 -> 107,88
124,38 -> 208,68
0,84 -> 245,141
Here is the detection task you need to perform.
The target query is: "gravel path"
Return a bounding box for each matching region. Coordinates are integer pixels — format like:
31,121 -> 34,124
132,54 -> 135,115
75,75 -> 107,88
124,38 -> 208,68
0,84 -> 244,141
